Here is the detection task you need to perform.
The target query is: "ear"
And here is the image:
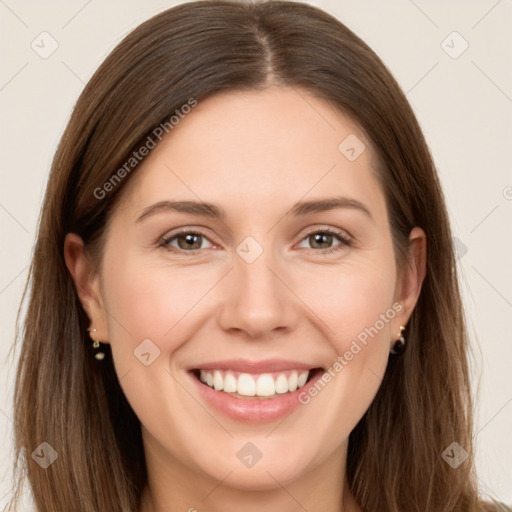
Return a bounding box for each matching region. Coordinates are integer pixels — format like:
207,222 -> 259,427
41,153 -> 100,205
64,233 -> 109,343
393,226 -> 427,335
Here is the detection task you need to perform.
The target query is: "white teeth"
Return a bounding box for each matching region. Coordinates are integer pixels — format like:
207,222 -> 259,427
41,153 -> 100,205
237,373 -> 256,396
275,374 -> 289,394
213,370 -> 223,391
297,371 -> 308,388
256,374 -> 275,396
223,371 -> 237,392
288,370 -> 298,392
197,369 -> 311,397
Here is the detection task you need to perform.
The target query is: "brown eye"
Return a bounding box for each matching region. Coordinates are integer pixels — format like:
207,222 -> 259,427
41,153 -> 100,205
160,230 -> 214,253
298,228 -> 352,254
175,233 -> 203,250
308,232 -> 335,249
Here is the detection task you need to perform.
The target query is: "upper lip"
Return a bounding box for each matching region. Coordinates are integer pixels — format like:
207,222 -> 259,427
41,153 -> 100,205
187,359 -> 322,373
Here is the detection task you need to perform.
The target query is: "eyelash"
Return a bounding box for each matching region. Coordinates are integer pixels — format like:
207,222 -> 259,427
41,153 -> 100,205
158,227 -> 353,256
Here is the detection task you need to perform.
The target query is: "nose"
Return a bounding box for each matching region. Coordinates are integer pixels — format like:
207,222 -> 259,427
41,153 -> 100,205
217,245 -> 299,339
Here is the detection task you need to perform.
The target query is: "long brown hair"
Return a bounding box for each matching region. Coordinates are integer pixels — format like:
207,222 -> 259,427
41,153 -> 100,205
7,1 -> 508,511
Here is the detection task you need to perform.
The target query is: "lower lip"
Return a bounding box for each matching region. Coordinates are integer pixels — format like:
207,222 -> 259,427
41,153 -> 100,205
187,369 -> 324,423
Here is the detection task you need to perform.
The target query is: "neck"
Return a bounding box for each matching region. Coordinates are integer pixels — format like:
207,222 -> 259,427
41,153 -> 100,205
139,438 -> 360,512
140,482 -> 359,512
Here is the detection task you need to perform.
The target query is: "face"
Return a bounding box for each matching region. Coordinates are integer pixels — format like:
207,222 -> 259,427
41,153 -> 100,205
67,86 -> 425,498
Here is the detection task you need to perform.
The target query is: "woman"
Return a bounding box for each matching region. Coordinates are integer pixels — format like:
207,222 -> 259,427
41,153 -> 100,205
8,1 -> 510,511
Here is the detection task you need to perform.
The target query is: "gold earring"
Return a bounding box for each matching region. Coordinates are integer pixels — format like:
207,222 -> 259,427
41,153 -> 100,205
87,328 -> 106,360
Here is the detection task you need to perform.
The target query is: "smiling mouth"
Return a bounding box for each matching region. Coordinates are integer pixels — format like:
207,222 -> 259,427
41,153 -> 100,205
190,368 -> 324,399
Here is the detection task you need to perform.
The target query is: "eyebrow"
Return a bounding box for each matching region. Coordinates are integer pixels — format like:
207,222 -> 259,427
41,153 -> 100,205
135,196 -> 373,223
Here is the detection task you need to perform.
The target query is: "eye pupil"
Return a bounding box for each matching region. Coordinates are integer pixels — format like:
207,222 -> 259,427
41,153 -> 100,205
310,233 -> 333,249
178,233 -> 201,250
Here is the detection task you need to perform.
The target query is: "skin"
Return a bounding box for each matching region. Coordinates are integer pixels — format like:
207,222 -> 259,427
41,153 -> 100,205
65,86 -> 426,512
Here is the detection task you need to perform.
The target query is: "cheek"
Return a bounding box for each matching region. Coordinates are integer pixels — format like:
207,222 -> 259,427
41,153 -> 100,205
331,274 -> 396,352
292,255 -> 397,348
99,257 -> 211,432
102,256 -> 214,350
292,257 -> 396,413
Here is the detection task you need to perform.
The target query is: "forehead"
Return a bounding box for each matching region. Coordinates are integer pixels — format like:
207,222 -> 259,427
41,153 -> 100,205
116,86 -> 386,221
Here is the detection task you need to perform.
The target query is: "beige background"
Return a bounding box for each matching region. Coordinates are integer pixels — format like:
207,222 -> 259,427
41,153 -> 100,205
1,0 -> 511,507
